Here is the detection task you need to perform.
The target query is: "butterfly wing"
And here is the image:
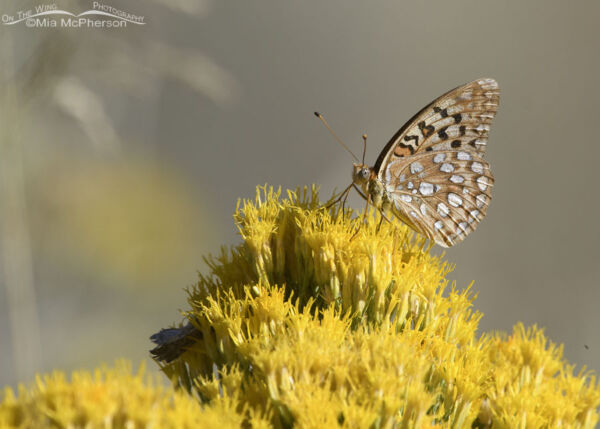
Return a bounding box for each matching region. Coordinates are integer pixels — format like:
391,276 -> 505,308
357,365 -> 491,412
375,78 -> 499,247
373,78 -> 499,170
382,150 -> 493,247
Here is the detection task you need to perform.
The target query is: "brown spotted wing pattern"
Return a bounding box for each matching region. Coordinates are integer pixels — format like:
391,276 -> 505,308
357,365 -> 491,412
375,78 -> 499,247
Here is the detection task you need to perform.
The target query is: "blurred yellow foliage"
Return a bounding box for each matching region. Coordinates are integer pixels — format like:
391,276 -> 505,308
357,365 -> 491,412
37,156 -> 213,287
0,360 -> 270,428
1,185 -> 598,428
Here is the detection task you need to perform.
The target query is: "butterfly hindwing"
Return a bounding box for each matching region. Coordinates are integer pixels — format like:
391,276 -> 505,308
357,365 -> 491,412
383,149 -> 494,247
373,78 -> 499,173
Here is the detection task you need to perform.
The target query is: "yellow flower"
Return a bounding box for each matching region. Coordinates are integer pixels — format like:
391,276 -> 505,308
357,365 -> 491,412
148,185 -> 599,428
0,361 -> 269,428
3,185 -> 599,428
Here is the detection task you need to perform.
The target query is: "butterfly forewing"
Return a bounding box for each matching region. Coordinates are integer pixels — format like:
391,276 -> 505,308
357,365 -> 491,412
374,78 -> 499,170
376,78 -> 499,247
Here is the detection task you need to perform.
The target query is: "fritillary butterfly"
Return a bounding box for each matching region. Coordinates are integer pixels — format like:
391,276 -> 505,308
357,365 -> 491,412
319,78 -> 499,247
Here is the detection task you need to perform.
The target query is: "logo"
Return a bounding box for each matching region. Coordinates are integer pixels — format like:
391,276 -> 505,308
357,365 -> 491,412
2,2 -> 145,28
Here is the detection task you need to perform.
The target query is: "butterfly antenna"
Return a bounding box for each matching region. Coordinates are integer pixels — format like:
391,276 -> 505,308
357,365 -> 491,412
361,134 -> 367,164
314,112 -> 359,162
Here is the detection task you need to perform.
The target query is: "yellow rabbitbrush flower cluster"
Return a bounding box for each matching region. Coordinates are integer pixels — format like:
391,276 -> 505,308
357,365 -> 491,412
1,185 -> 599,428
0,361 -> 270,428
155,185 -> 599,427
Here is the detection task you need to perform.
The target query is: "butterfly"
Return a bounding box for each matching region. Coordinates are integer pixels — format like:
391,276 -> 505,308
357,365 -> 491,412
317,78 -> 499,247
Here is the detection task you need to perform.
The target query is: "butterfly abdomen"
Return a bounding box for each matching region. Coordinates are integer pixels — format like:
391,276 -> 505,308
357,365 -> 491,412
367,178 -> 386,208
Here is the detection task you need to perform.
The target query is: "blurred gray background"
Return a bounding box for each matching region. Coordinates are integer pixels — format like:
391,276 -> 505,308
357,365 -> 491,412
1,0 -> 599,387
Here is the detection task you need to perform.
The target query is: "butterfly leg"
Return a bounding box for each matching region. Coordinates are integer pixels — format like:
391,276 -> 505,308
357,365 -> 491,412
350,184 -> 369,234
375,209 -> 393,232
326,183 -> 353,209
350,193 -> 370,240
340,184 -> 355,216
341,189 -> 349,215
352,184 -> 368,200
376,215 -> 384,233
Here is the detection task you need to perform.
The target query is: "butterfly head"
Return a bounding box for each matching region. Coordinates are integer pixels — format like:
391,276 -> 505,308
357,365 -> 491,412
352,163 -> 373,186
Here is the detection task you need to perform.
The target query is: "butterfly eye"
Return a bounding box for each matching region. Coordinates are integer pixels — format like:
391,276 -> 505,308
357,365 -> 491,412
361,168 -> 370,179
